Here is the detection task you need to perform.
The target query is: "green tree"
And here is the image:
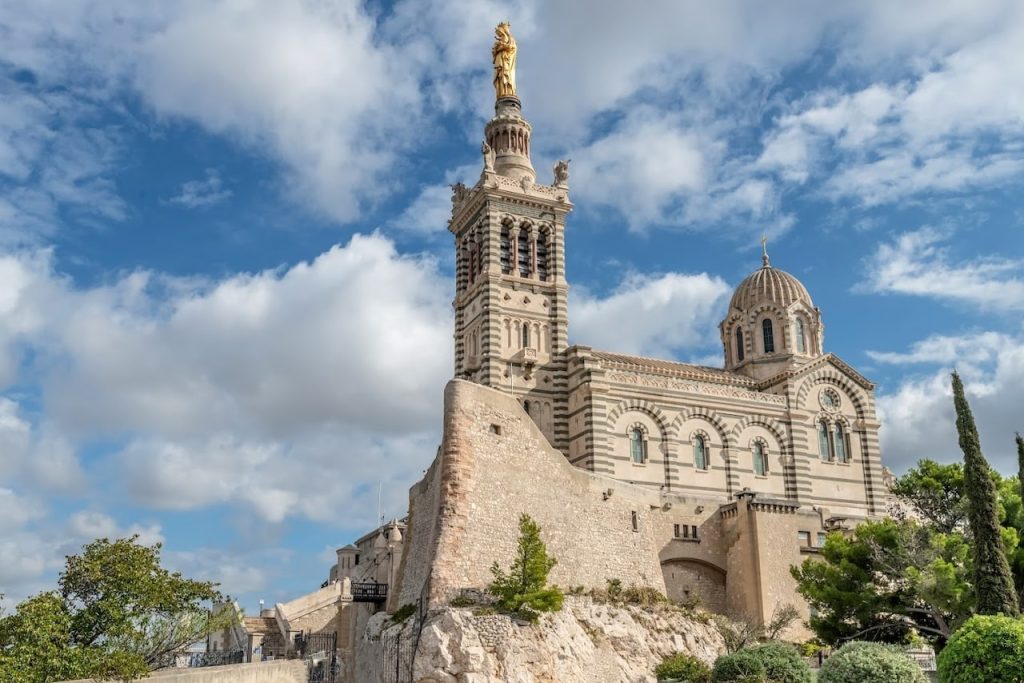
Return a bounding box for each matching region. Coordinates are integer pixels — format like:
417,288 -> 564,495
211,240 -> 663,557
952,372 -> 1019,616
791,518 -> 972,646
0,536 -> 229,682
1017,433 -> 1024,510
489,514 -> 564,621
890,459 -> 966,534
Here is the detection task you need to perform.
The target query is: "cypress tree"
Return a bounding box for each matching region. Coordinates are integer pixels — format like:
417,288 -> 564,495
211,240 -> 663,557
1017,432 -> 1024,508
952,372 -> 1019,615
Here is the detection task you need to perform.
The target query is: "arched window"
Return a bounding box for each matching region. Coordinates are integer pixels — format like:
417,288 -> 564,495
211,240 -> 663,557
795,318 -> 806,353
834,423 -> 848,463
629,427 -> 647,464
499,224 -> 511,274
818,420 -> 830,461
753,441 -> 768,476
762,318 -> 775,353
735,328 -> 744,362
517,227 -> 531,277
693,435 -> 708,470
523,400 -> 530,415
536,231 -> 549,281
521,322 -> 530,348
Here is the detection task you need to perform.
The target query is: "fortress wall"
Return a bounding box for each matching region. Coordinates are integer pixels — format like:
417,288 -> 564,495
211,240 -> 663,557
394,451 -> 443,607
400,379 -> 668,608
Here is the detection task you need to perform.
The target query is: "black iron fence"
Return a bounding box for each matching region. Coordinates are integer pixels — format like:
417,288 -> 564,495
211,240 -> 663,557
187,650 -> 244,667
352,582 -> 388,603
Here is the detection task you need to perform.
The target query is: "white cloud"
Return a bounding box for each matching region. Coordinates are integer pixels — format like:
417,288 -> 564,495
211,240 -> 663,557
861,227 -> 1024,311
67,510 -> 164,546
875,330 -> 1024,475
167,169 -> 232,208
136,1 -> 420,223
571,271 -> 731,359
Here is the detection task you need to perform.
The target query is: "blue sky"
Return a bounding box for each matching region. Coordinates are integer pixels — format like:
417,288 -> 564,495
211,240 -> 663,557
2,0 -> 1024,611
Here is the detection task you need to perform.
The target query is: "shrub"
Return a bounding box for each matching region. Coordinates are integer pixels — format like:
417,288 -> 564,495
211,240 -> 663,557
711,649 -> 767,682
937,614 -> 1024,683
818,641 -> 925,683
654,652 -> 711,682
743,642 -> 813,683
389,603 -> 417,623
488,514 -> 564,622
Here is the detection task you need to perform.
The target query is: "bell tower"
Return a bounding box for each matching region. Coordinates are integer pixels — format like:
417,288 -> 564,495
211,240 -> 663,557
448,23 -> 572,453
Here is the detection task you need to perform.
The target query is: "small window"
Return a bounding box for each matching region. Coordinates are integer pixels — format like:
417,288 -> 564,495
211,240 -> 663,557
536,232 -> 549,281
691,525 -> 698,539
629,427 -> 647,464
517,228 -> 531,277
762,318 -> 775,353
753,442 -> 767,476
735,328 -> 744,362
693,435 -> 708,470
521,323 -> 530,348
631,510 -> 638,532
818,420 -> 831,461
834,424 -> 848,463
798,531 -> 810,546
817,532 -> 828,547
523,400 -> 530,415
499,225 -> 511,274
355,554 -> 360,566
795,318 -> 807,353
673,523 -> 681,538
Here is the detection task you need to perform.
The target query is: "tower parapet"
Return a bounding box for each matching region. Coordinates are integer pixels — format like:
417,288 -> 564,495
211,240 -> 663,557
485,96 -> 535,183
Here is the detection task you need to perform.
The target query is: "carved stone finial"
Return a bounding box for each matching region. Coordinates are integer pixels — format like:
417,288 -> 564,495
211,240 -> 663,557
553,159 -> 570,188
481,141 -> 495,173
450,182 -> 468,207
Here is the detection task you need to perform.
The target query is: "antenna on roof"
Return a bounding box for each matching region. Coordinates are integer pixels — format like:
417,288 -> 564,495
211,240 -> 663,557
760,234 -> 770,267
377,480 -> 383,528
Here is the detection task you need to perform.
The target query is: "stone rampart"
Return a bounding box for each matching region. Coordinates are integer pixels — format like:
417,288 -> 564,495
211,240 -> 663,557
62,660 -> 306,683
396,379 -> 668,608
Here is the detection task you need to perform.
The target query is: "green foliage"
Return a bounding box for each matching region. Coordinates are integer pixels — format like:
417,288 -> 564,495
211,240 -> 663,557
710,649 -> 767,682
792,517 -> 972,646
489,514 -> 564,622
390,603 -> 417,622
606,578 -> 623,599
654,652 -> 711,682
0,536 -> 226,682
741,642 -> 813,683
818,641 -> 925,683
891,459 -> 967,534
937,615 -> 1024,683
952,372 -> 1020,616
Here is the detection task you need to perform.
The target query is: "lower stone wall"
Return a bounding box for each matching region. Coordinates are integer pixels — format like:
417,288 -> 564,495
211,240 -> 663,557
398,380 -> 669,609
62,660 -> 307,683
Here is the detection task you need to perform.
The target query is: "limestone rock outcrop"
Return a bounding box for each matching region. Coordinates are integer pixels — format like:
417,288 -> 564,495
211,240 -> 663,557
367,596 -> 724,683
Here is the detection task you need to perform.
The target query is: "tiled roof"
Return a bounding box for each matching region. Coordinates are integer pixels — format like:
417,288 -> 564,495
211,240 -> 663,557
590,350 -> 756,387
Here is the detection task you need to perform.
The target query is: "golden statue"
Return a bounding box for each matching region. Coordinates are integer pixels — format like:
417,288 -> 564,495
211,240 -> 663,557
492,22 -> 517,99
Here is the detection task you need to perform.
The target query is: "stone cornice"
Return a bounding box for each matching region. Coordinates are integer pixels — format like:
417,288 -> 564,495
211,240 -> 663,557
449,176 -> 573,233
755,353 -> 875,391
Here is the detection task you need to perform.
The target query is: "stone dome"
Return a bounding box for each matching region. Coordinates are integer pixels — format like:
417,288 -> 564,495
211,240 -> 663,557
729,261 -> 813,312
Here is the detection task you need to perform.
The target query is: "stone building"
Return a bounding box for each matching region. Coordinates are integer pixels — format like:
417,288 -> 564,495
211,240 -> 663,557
215,27 -> 891,680
392,26 -> 889,635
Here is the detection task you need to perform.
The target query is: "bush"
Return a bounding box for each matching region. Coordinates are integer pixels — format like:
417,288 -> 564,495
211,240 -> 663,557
711,649 -> 767,682
744,642 -> 813,683
654,653 -> 711,682
937,614 -> 1024,683
818,641 -> 926,683
488,514 -> 564,622
388,603 -> 417,623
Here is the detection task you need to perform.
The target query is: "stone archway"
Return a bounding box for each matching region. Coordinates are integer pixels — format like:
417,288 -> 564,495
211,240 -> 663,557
661,558 -> 727,614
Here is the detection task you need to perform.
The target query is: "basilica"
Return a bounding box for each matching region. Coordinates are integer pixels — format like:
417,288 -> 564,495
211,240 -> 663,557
211,25 -> 892,678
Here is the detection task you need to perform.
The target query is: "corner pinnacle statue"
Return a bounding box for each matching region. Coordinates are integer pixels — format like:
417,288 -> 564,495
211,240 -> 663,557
492,22 -> 517,99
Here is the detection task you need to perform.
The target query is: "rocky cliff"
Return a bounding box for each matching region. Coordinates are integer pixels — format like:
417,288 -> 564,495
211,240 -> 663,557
359,596 -> 724,683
